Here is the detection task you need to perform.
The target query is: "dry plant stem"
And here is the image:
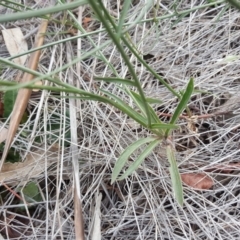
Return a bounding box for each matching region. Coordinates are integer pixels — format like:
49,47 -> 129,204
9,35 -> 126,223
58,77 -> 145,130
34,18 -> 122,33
74,10 -> 85,238
74,191 -> 85,240
76,6 -> 84,120
0,19 -> 49,170
66,42 -> 85,240
1,1 -> 240,239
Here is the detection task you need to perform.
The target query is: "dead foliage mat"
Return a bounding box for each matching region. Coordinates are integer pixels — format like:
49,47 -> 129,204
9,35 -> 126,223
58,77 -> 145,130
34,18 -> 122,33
1,1 -> 240,239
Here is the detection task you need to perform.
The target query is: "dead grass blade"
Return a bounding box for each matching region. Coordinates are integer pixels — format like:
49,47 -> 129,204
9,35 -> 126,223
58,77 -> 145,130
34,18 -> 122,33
74,189 -> 85,240
91,192 -> 102,240
0,19 -> 49,170
2,28 -> 28,66
67,39 -> 85,239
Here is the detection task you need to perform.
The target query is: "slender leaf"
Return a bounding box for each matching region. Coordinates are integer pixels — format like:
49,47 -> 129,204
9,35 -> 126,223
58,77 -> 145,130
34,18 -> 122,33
88,0 -> 152,127
169,78 -> 194,125
127,90 -> 161,124
116,0 -> 132,38
100,89 -> 147,127
118,139 -> 161,180
0,39 -> 111,92
4,30 -> 109,62
121,0 -> 155,33
0,80 -> 148,127
166,78 -> 194,136
144,97 -> 162,104
111,137 -> 157,184
0,0 -> 88,23
127,89 -> 148,116
166,145 -> 184,206
150,123 -> 178,130
94,76 -> 136,86
0,80 -> 112,103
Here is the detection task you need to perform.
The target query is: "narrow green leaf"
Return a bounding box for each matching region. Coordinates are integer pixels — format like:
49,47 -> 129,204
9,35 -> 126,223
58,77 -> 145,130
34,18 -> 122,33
217,55 -> 240,63
166,145 -> 184,206
0,80 -> 109,102
100,89 -> 147,127
70,95 -> 111,103
127,89 -> 148,115
118,139 -> 161,180
193,89 -> 209,94
128,90 -> 161,124
150,123 -> 178,130
0,79 -> 148,129
166,78 -> 194,137
88,0 -> 152,127
111,137 -> 157,184
116,0 -> 132,38
145,97 -> 162,104
0,38 -> 111,92
170,78 -> 194,124
169,78 -> 194,125
0,0 -> 88,23
94,76 -> 136,86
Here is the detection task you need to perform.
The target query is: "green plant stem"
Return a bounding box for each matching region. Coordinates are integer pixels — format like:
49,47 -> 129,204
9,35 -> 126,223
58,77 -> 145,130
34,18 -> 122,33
0,39 -> 111,91
0,0 -> 225,25
165,78 -> 194,136
116,0 -> 131,38
0,80 -> 149,127
122,38 -> 181,98
0,1 -> 32,12
88,1 -> 180,99
6,29 -> 107,62
0,0 -> 88,23
88,0 -> 152,127
65,7 -> 118,76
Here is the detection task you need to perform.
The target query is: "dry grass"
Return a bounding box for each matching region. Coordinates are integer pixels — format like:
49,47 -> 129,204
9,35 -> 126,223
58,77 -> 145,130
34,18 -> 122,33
1,0 -> 240,239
